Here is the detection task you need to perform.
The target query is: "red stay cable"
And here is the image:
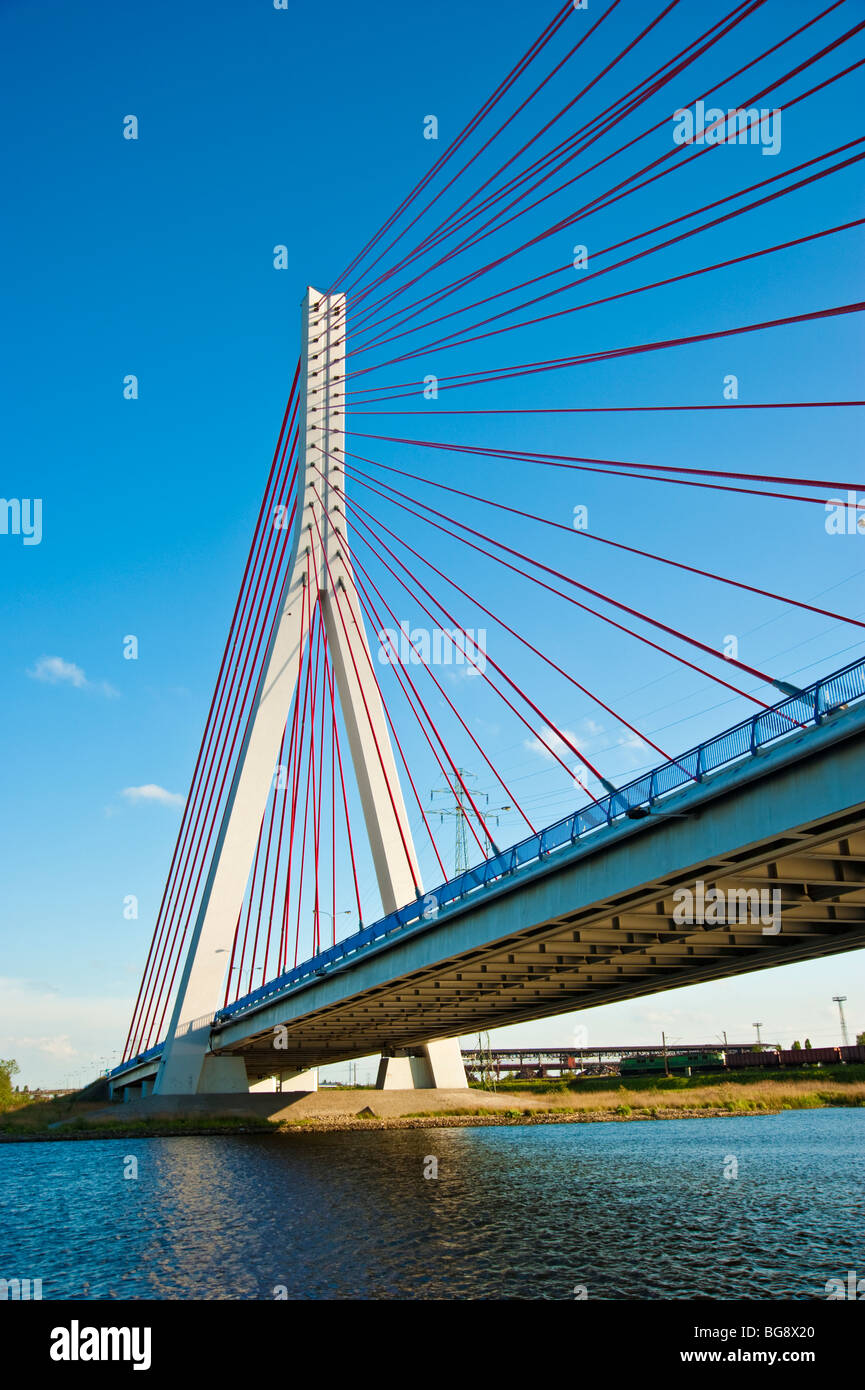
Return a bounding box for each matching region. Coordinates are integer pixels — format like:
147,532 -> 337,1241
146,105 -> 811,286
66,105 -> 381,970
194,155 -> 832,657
314,470 -> 612,793
338,0 -> 576,293
351,579 -> 495,866
346,302 -> 865,408
310,507 -> 422,894
124,381 -> 299,1057
349,133 -> 865,359
336,458 -> 801,702
350,215 -> 865,377
345,541 -> 537,834
352,0 -> 765,324
319,466 -> 677,769
344,453 -> 865,631
325,640 -> 365,930
353,13 -> 861,338
329,463 -> 798,732
364,0 -> 757,303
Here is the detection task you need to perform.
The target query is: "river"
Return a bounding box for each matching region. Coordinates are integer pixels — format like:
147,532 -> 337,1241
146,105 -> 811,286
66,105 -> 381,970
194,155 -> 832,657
2,1109 -> 862,1299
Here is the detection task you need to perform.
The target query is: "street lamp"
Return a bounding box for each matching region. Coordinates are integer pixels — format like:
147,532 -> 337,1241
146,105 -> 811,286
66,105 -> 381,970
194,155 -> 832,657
314,908 -> 351,947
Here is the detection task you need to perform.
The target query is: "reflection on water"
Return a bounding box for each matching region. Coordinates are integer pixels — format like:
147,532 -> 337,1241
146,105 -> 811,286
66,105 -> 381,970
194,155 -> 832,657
1,1109 -> 863,1299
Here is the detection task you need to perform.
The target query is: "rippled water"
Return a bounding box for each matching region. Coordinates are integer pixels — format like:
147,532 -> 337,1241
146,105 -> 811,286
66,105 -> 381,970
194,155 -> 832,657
1,1109 -> 863,1299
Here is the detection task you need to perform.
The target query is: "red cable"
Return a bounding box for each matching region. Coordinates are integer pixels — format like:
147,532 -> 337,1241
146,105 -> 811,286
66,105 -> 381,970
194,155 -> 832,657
334,497 -> 595,797
345,453 -> 865,631
350,402 -> 865,416
350,133 -> 865,359
350,214 -> 865,378
347,302 -> 865,408
351,575 -> 494,865
348,432 -> 865,503
293,608 -> 324,967
326,642 -> 365,930
344,537 -> 537,834
337,1 -> 576,292
133,467 -> 299,1051
315,471 -> 612,792
143,489 -> 300,1048
352,24 -> 862,341
338,458 -> 802,696
309,507 -> 423,894
130,445 -> 300,1051
310,474 -> 503,855
124,376 -> 299,1057
278,578 -> 317,974
318,466 -> 677,769
350,0 -> 631,303
330,463 -> 793,719
353,0 -> 768,319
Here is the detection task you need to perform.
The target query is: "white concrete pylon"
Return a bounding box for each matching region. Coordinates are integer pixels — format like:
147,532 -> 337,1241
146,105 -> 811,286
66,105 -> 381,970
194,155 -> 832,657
153,287 -> 465,1094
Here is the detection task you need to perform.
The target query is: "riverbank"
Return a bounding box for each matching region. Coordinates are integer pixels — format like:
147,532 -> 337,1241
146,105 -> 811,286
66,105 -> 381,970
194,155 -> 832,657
3,1068 -> 864,1141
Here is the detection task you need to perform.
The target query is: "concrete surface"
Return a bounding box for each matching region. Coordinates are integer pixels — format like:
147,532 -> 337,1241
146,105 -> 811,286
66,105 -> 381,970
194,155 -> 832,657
88,1087 -> 568,1123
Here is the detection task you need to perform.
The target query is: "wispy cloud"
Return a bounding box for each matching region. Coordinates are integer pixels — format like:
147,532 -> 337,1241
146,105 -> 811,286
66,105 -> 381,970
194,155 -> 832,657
8,1033 -> 77,1059
28,655 -> 118,698
524,723 -> 595,761
122,784 -> 185,809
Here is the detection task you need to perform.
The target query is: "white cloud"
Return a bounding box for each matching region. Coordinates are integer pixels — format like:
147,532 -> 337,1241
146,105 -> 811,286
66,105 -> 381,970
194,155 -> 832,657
8,1034 -> 77,1059
525,726 -> 581,762
27,655 -> 118,698
0,977 -> 132,1089
122,784 -> 185,809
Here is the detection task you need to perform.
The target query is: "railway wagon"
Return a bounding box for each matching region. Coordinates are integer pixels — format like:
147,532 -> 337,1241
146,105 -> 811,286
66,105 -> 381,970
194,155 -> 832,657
779,1046 -> 843,1066
726,1047 -> 843,1069
725,1050 -> 781,1069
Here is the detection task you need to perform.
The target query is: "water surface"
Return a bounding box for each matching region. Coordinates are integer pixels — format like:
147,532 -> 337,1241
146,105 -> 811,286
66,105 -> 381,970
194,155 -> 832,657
2,1109 -> 862,1299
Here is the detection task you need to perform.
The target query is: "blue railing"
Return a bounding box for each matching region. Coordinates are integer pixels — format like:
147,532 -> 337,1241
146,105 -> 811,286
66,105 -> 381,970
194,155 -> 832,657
107,1042 -> 162,1078
114,654 -> 865,1071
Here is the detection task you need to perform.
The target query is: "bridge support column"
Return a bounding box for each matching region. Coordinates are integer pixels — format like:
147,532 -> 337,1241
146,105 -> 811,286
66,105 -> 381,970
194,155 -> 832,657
248,1069 -> 319,1092
376,1037 -> 467,1089
197,1056 -> 250,1093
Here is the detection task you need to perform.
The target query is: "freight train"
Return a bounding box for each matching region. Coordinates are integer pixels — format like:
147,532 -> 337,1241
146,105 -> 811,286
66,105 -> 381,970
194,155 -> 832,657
725,1044 -> 865,1069
619,1044 -> 865,1076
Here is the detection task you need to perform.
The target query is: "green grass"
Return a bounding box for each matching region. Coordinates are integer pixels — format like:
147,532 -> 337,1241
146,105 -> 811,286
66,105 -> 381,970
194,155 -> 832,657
0,1114 -> 280,1138
472,1064 -> 865,1095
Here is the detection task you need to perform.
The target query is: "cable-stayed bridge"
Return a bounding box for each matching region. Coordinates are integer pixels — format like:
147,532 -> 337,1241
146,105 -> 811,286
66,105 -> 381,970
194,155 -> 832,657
106,2 -> 865,1100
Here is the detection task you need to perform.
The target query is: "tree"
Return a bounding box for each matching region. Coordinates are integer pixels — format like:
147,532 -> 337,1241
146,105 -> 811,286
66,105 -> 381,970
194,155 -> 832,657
792,1040 -> 802,1050
805,1038 -> 812,1049
856,1031 -> 865,1047
0,1059 -> 20,1110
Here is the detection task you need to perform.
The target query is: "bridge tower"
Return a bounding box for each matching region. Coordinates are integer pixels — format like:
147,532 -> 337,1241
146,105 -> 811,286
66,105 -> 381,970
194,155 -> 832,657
153,288 -> 466,1095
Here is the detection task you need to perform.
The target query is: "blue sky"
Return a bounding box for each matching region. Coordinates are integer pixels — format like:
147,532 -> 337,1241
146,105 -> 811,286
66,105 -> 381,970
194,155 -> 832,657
1,0 -> 863,1086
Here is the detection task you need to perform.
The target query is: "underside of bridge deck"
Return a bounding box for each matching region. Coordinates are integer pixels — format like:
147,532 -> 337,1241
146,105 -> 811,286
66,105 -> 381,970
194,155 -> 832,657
212,710 -> 865,1077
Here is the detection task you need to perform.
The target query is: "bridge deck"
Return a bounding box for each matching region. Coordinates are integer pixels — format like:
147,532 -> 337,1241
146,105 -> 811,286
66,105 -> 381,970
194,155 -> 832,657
110,660 -> 865,1084
211,694 -> 865,1075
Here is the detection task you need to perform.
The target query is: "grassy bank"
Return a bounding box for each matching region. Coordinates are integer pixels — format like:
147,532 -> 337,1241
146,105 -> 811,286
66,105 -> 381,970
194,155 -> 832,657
473,1063 -> 865,1094
1,1066 -> 863,1141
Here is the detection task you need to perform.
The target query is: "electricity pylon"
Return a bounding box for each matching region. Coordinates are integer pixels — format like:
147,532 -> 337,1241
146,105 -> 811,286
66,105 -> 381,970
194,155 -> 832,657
431,769 -> 510,876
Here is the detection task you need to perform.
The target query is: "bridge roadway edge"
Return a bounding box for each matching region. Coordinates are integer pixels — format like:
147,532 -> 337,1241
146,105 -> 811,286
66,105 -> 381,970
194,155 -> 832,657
211,698 -> 865,1065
